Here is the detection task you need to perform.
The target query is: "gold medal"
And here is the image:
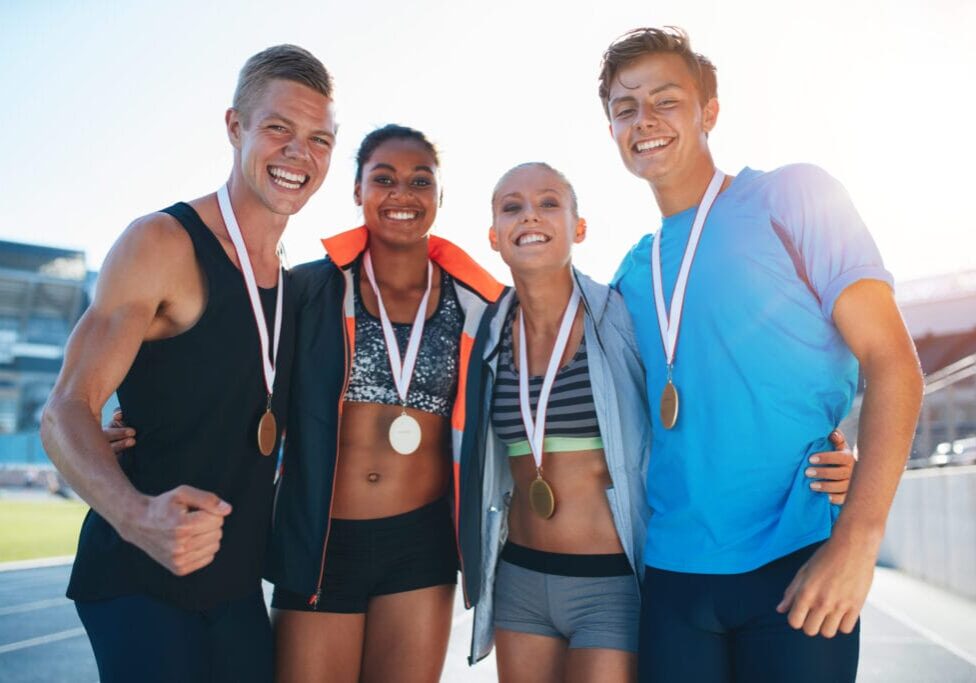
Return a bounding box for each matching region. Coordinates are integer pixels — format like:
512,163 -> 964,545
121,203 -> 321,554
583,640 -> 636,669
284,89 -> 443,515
257,408 -> 277,456
660,381 -> 679,430
529,474 -> 556,519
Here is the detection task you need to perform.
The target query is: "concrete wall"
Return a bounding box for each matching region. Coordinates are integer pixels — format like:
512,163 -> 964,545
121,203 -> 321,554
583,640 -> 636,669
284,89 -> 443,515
879,465 -> 976,600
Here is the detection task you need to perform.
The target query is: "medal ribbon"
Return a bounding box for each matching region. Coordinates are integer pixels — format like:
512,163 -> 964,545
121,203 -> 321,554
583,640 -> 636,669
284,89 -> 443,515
651,169 -> 725,367
217,184 -> 284,398
518,287 -> 581,472
363,251 -> 433,406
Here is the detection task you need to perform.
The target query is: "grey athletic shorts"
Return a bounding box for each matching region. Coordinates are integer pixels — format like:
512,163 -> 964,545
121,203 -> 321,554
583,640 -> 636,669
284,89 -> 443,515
492,542 -> 640,652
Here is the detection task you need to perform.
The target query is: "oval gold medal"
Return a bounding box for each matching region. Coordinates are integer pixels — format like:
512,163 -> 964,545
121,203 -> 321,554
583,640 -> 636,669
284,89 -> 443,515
257,409 -> 278,456
529,475 -> 556,519
660,381 -> 679,430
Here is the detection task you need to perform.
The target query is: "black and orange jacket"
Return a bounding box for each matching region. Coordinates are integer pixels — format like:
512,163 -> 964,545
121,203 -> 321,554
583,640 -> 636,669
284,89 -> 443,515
265,226 -> 503,606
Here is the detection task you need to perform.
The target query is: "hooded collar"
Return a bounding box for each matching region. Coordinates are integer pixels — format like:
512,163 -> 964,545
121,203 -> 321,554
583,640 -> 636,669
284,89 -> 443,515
320,226 -> 503,303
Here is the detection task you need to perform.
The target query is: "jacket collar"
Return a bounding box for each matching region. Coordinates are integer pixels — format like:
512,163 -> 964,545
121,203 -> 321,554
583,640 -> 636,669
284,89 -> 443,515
481,267 -> 611,360
320,226 -> 504,303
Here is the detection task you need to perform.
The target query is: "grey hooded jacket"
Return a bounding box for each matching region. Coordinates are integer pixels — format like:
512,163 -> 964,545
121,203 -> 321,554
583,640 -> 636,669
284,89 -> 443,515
457,269 -> 651,664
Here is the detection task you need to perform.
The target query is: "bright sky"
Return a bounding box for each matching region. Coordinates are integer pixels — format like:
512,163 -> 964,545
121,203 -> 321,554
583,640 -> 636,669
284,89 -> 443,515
2,0 -> 974,285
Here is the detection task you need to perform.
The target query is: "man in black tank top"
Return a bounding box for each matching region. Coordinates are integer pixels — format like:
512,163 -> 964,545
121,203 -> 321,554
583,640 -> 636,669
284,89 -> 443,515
40,46 -> 337,683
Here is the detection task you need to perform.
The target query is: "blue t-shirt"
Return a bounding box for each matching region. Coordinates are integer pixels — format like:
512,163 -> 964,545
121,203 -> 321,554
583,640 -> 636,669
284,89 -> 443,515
612,164 -> 893,574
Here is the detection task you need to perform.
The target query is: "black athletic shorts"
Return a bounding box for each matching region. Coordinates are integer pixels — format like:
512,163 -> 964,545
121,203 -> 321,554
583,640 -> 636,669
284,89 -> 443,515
271,498 -> 458,614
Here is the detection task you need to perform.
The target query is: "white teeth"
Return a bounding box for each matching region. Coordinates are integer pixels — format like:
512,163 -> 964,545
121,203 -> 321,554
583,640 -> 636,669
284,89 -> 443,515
385,210 -> 418,220
269,167 -> 308,183
636,138 -> 671,152
271,176 -> 301,190
516,233 -> 549,246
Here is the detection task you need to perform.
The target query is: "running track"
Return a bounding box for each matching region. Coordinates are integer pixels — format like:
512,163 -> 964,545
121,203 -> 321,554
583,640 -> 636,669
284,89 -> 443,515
1,562 -> 973,682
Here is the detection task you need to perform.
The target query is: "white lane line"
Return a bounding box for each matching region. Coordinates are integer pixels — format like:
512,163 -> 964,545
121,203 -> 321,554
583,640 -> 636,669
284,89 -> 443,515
0,556 -> 74,573
867,597 -> 976,668
0,597 -> 71,616
0,627 -> 86,654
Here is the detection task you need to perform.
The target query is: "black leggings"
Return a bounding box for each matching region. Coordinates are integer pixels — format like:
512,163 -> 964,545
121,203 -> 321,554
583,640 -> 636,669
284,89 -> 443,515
638,542 -> 859,683
75,590 -> 272,683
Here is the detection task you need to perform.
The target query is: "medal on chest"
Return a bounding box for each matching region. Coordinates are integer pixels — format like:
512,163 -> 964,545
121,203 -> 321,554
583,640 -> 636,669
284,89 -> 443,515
217,185 -> 284,457
519,286 -> 581,520
651,169 -> 724,430
363,251 -> 433,455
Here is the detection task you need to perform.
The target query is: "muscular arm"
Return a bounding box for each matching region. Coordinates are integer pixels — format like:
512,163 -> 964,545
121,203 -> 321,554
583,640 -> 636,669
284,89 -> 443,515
778,279 -> 923,636
41,215 -> 231,576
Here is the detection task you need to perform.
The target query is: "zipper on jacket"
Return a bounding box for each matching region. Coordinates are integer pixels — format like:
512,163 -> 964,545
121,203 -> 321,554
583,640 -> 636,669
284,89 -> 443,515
309,273 -> 351,608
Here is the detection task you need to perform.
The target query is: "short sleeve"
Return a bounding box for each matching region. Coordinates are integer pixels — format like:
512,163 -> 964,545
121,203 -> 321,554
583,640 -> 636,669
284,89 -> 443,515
611,234 -> 652,291
766,164 -> 893,319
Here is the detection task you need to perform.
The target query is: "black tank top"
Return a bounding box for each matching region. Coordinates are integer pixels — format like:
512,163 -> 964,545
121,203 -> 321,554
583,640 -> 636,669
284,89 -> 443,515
67,202 -> 295,611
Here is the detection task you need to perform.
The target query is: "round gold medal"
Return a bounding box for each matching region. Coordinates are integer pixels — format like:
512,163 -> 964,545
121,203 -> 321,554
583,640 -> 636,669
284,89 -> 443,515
529,475 -> 556,519
257,409 -> 277,456
660,381 -> 679,430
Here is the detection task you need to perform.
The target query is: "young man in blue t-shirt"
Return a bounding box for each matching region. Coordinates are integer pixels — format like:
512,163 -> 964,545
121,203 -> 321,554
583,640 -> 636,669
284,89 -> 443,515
604,27 -> 923,681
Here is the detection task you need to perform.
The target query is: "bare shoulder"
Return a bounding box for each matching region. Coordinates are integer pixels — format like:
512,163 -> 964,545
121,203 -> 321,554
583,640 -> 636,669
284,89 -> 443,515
114,211 -> 195,263
92,211 -> 201,313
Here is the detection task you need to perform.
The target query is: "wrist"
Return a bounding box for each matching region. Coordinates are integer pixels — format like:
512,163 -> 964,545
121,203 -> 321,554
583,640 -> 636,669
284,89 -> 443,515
111,492 -> 150,542
830,518 -> 885,553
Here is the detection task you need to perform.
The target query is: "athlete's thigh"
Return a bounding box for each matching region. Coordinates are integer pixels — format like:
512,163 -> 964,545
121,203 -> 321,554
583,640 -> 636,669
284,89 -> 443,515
208,591 -> 273,683
638,568 -> 732,683
360,584 -> 455,683
732,616 -> 859,682
75,594 -> 207,683
565,647 -> 636,683
271,607 -> 366,683
495,628 -> 567,683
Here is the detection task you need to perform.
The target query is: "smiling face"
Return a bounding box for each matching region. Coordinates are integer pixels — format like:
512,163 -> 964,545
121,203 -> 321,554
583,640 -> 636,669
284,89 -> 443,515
227,78 -> 336,216
607,52 -> 717,186
489,164 -> 586,277
355,138 -> 440,248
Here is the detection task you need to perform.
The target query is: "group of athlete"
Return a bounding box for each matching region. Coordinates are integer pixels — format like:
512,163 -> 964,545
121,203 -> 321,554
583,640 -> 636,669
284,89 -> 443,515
40,27 -> 923,683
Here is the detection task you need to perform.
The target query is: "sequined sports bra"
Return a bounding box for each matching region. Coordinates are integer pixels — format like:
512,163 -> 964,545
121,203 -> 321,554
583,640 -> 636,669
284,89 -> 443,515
344,259 -> 462,418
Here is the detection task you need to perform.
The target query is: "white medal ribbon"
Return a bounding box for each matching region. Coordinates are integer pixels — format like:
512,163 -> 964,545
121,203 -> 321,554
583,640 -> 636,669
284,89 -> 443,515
363,251 -> 433,407
518,287 -> 581,471
217,184 -> 284,398
651,169 -> 725,368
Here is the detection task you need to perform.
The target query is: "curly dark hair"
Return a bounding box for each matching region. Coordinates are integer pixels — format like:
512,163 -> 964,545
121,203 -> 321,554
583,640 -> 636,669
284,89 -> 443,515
354,124 -> 440,183
598,27 -> 717,119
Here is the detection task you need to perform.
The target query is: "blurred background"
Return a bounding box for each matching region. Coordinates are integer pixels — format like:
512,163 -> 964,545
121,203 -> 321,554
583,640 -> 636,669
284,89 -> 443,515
1,0 -> 974,681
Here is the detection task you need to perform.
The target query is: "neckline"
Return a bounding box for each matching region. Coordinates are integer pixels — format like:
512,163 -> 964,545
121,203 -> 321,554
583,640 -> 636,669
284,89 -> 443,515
178,201 -> 279,292
503,305 -> 585,381
659,169 -> 745,228
353,257 -> 448,326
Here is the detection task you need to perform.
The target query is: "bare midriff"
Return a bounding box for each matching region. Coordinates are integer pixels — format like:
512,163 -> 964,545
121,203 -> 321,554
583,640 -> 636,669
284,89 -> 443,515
332,401 -> 451,519
506,446 -> 624,555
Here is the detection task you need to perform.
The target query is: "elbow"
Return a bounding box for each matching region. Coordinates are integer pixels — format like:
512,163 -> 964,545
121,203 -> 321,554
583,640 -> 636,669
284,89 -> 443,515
39,393 -> 72,466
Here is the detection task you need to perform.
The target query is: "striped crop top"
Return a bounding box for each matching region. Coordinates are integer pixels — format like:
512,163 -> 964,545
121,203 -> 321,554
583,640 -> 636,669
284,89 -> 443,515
491,307 -> 603,456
